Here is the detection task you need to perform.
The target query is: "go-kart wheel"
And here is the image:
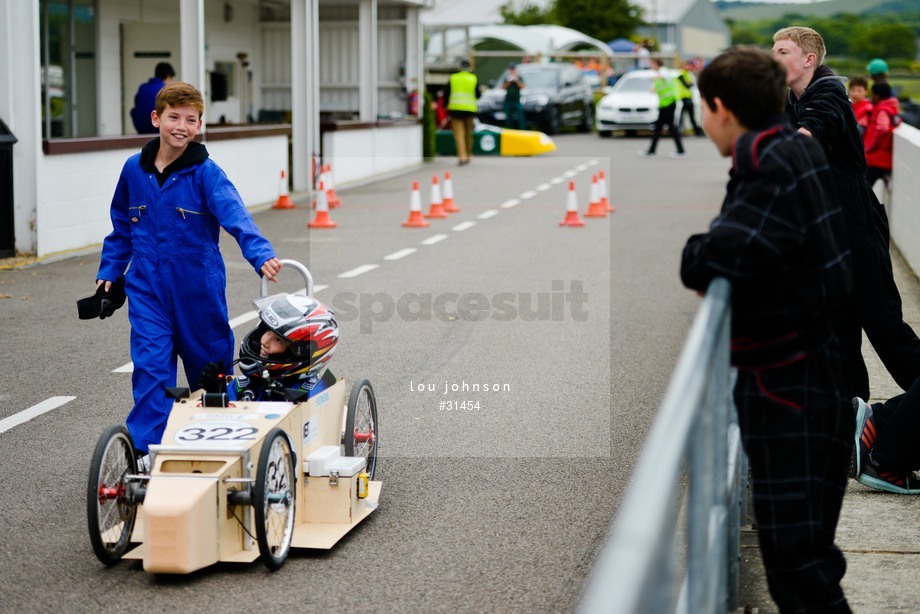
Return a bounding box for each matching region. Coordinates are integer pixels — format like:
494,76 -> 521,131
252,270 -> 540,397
87,424 -> 138,565
345,378 -> 378,480
254,428 -> 296,571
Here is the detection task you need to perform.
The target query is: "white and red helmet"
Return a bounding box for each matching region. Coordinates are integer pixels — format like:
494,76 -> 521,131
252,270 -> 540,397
239,293 -> 338,381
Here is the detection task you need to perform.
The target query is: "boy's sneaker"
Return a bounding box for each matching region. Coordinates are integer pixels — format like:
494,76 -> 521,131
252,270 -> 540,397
849,398 -> 875,478
136,454 -> 151,474
857,453 -> 920,494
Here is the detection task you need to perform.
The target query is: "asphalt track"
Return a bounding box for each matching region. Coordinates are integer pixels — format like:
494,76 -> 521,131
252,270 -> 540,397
0,131 -> 729,612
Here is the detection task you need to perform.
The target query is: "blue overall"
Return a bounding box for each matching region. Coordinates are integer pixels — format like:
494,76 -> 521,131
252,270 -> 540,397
98,142 -> 275,453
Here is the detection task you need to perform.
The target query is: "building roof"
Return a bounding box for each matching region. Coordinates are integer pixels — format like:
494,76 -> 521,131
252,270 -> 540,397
426,24 -> 613,59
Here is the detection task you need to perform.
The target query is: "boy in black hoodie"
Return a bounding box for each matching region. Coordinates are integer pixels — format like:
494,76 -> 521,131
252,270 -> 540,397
773,26 -> 920,403
681,46 -> 853,613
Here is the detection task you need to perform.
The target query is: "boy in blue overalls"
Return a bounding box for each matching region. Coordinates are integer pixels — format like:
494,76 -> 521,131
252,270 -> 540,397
95,81 -> 282,455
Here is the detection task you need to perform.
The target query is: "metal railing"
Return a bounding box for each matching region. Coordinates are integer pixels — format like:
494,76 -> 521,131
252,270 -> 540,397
579,278 -> 747,613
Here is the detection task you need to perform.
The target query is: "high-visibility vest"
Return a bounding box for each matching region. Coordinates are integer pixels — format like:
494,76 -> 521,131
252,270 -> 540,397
676,69 -> 693,100
448,71 -> 478,112
654,71 -> 678,108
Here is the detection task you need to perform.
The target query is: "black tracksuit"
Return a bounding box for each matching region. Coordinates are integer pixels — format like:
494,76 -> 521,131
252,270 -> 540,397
785,65 -> 920,400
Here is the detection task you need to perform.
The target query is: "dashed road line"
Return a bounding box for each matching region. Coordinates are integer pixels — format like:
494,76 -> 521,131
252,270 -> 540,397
478,210 -> 499,219
563,170 -> 577,178
520,191 -> 537,199
384,248 -> 418,261
550,177 -> 564,185
500,199 -> 520,209
0,396 -> 76,434
338,264 -> 379,279
422,234 -> 449,245
536,183 -> 551,191
452,221 -> 476,232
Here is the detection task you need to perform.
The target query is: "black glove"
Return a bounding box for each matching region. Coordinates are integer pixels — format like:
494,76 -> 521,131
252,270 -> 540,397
77,277 -> 127,320
198,360 -> 229,393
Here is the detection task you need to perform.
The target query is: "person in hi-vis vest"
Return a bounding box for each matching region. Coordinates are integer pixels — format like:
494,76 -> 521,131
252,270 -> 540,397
640,58 -> 686,158
446,60 -> 479,165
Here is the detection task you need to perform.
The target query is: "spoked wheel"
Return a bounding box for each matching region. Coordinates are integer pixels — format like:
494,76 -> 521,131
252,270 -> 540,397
253,428 -> 296,571
345,378 -> 378,480
87,424 -> 138,565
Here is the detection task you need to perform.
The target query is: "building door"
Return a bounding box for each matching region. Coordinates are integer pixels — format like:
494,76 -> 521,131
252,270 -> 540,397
121,23 -> 180,134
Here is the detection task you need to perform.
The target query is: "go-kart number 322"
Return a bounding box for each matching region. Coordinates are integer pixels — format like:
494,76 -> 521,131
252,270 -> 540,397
175,420 -> 259,447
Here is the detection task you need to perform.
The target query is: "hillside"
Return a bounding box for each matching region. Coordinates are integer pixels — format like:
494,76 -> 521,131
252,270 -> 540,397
715,0 -> 892,21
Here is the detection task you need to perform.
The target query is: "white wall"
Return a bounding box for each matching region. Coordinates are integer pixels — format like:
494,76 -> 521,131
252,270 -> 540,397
887,124 -> 920,274
35,135 -> 287,257
323,124 -> 422,186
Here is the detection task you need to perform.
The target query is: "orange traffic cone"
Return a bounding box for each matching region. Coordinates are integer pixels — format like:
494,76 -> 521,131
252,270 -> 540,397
308,181 -> 337,228
559,181 -> 585,227
424,175 -> 448,219
402,181 -> 430,228
273,169 -> 295,209
325,164 -> 341,209
599,170 -> 615,212
442,171 -> 460,213
584,174 -> 607,218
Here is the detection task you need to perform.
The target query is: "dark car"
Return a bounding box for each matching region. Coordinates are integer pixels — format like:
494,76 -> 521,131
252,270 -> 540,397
476,62 -> 595,134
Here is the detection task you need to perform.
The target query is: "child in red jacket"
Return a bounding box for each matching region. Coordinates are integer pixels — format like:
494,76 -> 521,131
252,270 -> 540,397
848,76 -> 872,136
864,82 -> 899,188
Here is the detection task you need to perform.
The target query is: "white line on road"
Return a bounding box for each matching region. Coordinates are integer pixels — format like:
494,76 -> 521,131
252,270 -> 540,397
575,163 -> 589,171
500,199 -> 520,209
422,234 -> 449,245
588,159 -> 599,166
452,221 -> 476,232
536,183 -> 551,191
338,264 -> 379,279
0,396 -> 76,434
478,210 -> 499,219
563,170 -> 576,178
520,191 -> 537,199
550,177 -> 563,185
229,310 -> 259,329
384,248 -> 418,261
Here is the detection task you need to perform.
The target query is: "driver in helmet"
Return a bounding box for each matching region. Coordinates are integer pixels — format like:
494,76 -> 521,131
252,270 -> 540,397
199,292 -> 338,401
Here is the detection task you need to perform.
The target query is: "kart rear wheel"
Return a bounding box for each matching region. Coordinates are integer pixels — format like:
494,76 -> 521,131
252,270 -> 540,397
254,428 -> 296,571
87,424 -> 138,565
345,378 -> 378,480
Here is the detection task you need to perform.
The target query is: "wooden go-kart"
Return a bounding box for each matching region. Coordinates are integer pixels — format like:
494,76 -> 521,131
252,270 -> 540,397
87,261 -> 379,573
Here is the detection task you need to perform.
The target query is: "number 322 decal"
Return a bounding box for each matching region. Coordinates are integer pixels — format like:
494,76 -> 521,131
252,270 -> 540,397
175,420 -> 259,447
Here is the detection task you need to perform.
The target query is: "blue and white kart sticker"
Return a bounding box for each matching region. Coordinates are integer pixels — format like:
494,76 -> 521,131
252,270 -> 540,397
175,420 -> 259,447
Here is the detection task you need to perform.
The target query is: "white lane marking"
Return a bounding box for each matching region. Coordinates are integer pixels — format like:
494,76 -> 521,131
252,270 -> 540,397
563,170 -> 576,178
422,234 -> 449,245
575,163 -> 588,171
384,248 -> 417,261
500,199 -> 520,209
0,396 -> 76,434
452,221 -> 476,232
314,284 -> 329,293
114,363 -> 133,373
588,159 -> 599,166
338,264 -> 379,279
229,310 -> 259,329
478,210 -> 499,220
520,191 -> 537,199
536,183 -> 551,191
550,177 -> 564,185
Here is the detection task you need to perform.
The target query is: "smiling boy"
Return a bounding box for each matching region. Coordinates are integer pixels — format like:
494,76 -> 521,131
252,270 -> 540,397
95,82 -> 282,457
681,46 -> 853,613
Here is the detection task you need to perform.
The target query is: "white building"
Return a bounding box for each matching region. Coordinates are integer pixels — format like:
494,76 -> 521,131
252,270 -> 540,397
0,0 -> 429,258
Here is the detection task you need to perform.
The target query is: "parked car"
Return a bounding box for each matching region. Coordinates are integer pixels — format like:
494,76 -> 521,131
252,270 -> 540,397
595,69 -> 702,137
476,62 -> 595,135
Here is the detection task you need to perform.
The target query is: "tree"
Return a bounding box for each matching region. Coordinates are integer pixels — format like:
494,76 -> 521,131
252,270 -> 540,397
553,0 -> 644,43
852,22 -> 917,61
501,0 -> 643,42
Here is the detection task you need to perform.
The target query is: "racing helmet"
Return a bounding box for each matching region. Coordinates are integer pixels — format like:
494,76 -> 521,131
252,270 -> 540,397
866,58 -> 889,76
238,293 -> 338,382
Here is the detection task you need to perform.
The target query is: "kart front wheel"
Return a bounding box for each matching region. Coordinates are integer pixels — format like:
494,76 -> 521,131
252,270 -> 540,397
254,428 -> 296,571
345,378 -> 378,480
87,424 -> 138,565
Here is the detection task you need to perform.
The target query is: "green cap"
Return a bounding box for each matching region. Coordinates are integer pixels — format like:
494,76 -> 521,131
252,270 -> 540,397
866,58 -> 889,76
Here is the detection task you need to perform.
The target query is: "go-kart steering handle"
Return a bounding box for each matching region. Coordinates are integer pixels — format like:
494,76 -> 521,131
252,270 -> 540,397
260,259 -> 314,297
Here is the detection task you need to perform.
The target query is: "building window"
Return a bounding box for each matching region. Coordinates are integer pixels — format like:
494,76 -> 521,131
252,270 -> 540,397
41,0 -> 97,138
